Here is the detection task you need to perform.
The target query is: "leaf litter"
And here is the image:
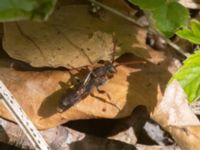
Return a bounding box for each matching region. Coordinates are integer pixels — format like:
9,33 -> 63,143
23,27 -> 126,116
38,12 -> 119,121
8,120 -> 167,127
0,1 -> 200,150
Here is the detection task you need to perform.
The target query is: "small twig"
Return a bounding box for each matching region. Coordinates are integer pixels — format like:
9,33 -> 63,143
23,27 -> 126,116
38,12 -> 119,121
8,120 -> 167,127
148,27 -> 190,58
164,38 -> 190,58
89,0 -> 143,27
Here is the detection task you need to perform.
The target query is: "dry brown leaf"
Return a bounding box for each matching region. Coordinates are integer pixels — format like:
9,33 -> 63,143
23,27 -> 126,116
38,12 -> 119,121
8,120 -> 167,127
168,125 -> 200,150
152,81 -> 200,150
0,48 -> 176,129
152,81 -> 200,127
108,127 -> 137,144
1,1 -> 200,149
108,106 -> 149,145
108,106 -> 173,146
3,4 -> 150,68
0,117 -> 181,150
179,0 -> 200,9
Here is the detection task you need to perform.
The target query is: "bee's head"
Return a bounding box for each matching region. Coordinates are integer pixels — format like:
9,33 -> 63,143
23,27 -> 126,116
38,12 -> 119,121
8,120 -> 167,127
104,62 -> 117,77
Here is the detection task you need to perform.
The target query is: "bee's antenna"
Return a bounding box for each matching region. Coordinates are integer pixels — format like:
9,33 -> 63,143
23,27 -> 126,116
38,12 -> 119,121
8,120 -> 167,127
112,34 -> 117,64
114,60 -> 146,67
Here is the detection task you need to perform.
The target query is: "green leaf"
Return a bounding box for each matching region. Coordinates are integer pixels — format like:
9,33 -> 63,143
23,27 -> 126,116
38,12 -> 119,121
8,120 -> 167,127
128,0 -> 166,10
176,20 -> 200,44
128,0 -> 189,38
191,20 -> 200,34
172,50 -> 200,103
151,1 -> 189,37
0,0 -> 57,21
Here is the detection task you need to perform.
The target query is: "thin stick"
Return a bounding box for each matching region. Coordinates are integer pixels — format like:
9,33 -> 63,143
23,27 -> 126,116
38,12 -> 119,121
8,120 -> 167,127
165,38 -> 190,58
89,0 -> 143,27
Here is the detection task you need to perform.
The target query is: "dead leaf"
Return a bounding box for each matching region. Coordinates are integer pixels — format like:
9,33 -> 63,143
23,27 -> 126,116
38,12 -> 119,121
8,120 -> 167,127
3,4 -> 150,68
152,80 -> 200,127
152,81 -> 200,150
108,106 -> 148,145
179,0 -> 200,9
108,106 -> 173,146
0,117 -> 181,150
168,125 -> 200,150
1,1 -> 200,149
108,127 -> 137,145
190,100 -> 200,115
0,48 -> 178,129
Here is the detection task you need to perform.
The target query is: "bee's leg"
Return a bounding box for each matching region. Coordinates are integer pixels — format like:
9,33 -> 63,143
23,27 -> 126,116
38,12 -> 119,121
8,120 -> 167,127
96,86 -> 111,101
73,76 -> 82,85
90,92 -> 120,111
65,71 -> 79,87
67,64 -> 92,86
59,81 -> 69,90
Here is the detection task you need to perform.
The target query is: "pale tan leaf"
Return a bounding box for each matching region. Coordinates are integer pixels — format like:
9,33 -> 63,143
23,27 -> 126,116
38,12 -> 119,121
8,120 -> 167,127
0,49 -> 177,129
152,80 -> 200,127
152,81 -> 200,150
168,125 -> 200,150
0,117 -> 181,150
179,0 -> 200,9
3,4 -> 151,68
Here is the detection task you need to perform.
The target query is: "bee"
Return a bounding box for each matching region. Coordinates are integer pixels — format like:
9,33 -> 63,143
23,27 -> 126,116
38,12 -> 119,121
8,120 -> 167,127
57,39 -> 145,112
57,61 -> 117,112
